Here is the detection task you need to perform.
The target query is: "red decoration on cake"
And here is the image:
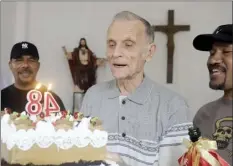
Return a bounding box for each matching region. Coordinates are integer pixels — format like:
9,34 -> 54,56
32,122 -> 37,127
178,127 -> 230,166
39,112 -> 45,119
61,111 -> 67,119
74,112 -> 79,119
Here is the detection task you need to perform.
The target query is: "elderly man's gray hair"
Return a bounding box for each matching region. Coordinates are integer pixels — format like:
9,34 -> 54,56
112,11 -> 154,43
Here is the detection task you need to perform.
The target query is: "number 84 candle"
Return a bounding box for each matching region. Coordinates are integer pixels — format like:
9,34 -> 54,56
25,83 -> 60,116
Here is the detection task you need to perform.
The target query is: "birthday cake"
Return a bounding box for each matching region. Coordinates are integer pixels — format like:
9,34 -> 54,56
1,109 -> 118,166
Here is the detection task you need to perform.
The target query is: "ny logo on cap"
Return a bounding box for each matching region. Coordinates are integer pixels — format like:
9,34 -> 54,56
215,27 -> 222,34
22,43 -> 28,49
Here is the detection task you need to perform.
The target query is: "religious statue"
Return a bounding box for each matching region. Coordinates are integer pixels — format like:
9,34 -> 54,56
62,38 -> 106,93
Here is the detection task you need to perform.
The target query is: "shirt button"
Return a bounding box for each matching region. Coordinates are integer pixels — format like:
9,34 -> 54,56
121,116 -> 125,120
122,100 -> 126,104
122,133 -> 126,137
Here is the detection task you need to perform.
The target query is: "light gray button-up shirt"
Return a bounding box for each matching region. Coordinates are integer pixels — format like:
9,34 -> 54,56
80,76 -> 191,166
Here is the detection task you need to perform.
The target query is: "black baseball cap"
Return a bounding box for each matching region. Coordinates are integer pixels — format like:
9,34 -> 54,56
10,41 -> 39,60
193,24 -> 232,51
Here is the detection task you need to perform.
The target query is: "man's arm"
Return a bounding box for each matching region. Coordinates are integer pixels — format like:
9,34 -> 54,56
1,89 -> 6,111
158,95 -> 191,166
1,90 -> 3,110
79,87 -> 94,116
193,112 -> 199,128
162,95 -> 191,135
193,107 -> 205,131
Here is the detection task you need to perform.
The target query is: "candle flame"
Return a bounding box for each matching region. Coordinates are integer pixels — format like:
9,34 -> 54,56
48,83 -> 52,91
35,83 -> 41,89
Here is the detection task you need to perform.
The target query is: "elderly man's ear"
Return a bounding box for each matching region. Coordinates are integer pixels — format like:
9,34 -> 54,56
146,43 -> 156,62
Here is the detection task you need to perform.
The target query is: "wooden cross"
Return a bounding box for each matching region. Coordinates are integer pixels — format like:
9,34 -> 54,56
152,10 -> 190,83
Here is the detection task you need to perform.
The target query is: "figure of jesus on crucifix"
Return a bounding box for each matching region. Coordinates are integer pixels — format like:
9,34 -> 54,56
62,38 -> 106,93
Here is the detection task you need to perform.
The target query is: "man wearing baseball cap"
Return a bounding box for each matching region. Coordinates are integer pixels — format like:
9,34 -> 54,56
193,24 -> 232,164
1,41 -> 66,113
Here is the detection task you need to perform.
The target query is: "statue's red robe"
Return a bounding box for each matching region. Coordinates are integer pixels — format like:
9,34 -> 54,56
68,47 -> 97,93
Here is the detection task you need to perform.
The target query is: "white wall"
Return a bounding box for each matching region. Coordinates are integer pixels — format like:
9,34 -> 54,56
1,2 -> 232,118
1,2 -> 16,88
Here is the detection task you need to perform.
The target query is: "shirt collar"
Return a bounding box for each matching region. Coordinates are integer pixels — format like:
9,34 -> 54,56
106,75 -> 157,105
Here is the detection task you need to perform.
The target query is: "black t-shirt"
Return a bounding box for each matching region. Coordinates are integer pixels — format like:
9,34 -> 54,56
1,84 -> 66,113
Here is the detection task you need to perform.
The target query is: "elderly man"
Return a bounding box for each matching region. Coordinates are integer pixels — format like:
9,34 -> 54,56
1,41 -> 66,113
193,24 -> 232,164
80,11 -> 191,166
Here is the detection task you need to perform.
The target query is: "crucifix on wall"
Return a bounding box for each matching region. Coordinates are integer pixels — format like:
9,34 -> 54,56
152,10 -> 190,83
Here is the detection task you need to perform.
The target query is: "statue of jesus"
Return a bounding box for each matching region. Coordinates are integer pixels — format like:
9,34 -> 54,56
63,38 -> 106,93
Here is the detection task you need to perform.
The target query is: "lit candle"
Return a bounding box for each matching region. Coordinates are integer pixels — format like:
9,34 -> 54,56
35,83 -> 42,90
47,83 -> 52,91
25,83 -> 43,115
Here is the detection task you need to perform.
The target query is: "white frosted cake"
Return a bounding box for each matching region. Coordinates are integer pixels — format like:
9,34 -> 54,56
1,110 -> 118,166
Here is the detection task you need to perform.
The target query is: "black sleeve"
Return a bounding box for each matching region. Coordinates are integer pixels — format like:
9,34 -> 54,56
193,115 -> 198,128
51,91 -> 66,111
193,109 -> 202,128
1,89 -> 6,111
